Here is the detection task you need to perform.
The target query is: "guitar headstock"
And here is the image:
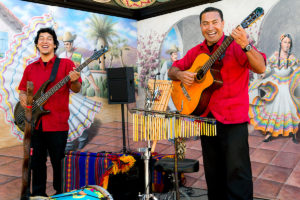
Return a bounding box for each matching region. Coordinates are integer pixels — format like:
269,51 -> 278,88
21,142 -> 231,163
240,7 -> 264,29
91,46 -> 109,61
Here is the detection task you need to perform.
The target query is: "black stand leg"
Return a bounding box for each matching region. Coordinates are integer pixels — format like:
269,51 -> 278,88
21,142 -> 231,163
121,104 -> 126,153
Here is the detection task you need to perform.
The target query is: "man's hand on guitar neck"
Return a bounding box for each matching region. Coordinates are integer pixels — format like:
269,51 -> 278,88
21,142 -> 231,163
168,67 -> 197,86
19,91 -> 27,109
231,26 -> 249,49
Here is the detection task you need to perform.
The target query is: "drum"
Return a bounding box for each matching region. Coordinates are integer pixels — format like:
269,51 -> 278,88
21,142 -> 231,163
30,185 -> 113,200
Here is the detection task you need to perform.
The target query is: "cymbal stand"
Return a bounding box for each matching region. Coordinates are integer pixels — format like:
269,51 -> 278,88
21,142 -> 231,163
138,75 -> 159,200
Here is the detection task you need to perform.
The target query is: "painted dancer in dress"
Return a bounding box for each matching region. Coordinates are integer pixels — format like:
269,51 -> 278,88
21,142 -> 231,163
59,31 -> 101,150
249,34 -> 299,143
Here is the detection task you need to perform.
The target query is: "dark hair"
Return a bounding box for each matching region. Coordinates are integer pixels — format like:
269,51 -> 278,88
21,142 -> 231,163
34,27 -> 59,52
278,34 -> 293,68
200,7 -> 223,23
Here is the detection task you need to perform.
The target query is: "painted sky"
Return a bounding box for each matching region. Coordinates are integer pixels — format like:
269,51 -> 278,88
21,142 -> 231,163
1,0 -> 137,49
161,28 -> 180,60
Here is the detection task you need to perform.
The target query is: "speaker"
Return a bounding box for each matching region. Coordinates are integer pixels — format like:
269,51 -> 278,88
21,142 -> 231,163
107,67 -> 135,104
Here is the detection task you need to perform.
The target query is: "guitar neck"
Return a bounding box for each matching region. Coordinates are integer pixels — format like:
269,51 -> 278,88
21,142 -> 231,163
202,36 -> 234,73
35,57 -> 94,106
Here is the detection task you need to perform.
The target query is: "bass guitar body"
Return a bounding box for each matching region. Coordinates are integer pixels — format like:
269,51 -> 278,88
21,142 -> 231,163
171,53 -> 223,115
14,80 -> 51,131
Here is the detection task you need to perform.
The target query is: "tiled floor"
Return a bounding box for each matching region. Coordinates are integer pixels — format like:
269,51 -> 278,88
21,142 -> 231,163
1,121 -> 300,200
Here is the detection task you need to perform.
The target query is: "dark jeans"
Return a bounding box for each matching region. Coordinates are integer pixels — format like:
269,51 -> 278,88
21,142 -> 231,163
30,130 -> 68,196
200,122 -> 253,200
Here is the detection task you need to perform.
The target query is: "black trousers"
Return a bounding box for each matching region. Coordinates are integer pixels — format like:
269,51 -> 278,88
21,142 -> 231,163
30,130 -> 68,196
200,122 -> 253,200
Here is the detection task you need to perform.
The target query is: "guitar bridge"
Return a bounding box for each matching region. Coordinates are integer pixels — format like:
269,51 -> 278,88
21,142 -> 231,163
180,82 -> 191,101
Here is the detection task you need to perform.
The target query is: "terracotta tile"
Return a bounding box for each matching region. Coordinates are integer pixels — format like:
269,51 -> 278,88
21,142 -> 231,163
250,149 -> 277,164
0,145 -> 23,158
191,179 -> 207,190
282,139 -> 300,154
248,135 -> 263,148
184,176 -> 197,187
80,143 -> 101,152
249,147 -> 255,155
271,152 -> 300,169
0,177 -> 22,200
100,129 -> 123,138
0,156 -> 19,166
260,165 -> 292,183
253,178 -> 282,200
160,146 -> 175,155
251,161 -> 266,178
101,121 -> 122,129
87,145 -> 121,153
184,149 -> 201,160
89,135 -> 120,145
286,170 -> 300,188
0,159 -> 22,177
105,138 -> 124,147
249,129 -> 264,137
151,143 -> 172,153
278,184 -> 300,200
185,139 -> 201,151
294,160 -> 300,172
260,138 -> 288,151
0,174 -> 16,184
198,156 -> 204,165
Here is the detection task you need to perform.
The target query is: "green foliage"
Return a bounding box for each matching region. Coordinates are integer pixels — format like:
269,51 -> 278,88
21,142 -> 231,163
87,87 -> 95,97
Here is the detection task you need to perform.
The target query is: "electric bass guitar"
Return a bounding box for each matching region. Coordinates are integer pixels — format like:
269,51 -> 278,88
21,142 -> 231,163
14,46 -> 108,132
171,7 -> 264,115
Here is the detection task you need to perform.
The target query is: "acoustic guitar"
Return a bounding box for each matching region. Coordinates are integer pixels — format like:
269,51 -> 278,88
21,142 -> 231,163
14,46 -> 108,132
171,7 -> 264,115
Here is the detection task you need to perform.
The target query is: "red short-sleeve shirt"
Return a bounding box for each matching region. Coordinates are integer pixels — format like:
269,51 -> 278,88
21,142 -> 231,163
172,34 -> 266,124
18,55 -> 82,131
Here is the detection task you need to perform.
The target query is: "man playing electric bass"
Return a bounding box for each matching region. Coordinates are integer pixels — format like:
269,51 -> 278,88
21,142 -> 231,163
18,28 -> 81,197
168,7 -> 266,200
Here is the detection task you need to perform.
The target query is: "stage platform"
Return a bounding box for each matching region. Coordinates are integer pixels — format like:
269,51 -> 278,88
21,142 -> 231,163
0,121 -> 300,199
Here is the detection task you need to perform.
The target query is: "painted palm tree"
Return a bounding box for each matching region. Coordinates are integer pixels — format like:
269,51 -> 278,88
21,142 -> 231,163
117,38 -> 130,67
108,38 -> 130,67
87,14 -> 118,70
108,42 -> 120,68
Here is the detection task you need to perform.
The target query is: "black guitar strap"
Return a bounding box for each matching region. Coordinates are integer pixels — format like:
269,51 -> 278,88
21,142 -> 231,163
49,57 -> 61,82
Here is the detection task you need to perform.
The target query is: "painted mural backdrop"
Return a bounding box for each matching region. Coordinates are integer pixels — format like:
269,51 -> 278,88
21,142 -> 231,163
0,0 -> 299,149
0,0 -> 137,148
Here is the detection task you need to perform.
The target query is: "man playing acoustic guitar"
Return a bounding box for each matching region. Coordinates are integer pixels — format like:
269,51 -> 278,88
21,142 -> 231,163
168,7 -> 266,200
18,28 -> 81,197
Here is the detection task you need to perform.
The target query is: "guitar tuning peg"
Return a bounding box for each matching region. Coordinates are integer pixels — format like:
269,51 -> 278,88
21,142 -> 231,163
104,56 -> 106,59
99,59 -> 101,64
94,49 -> 97,52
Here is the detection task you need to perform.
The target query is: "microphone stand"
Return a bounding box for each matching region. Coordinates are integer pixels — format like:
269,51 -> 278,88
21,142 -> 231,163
138,73 -> 160,200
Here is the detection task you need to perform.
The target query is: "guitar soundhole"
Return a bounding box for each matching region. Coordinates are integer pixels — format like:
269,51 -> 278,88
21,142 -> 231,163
196,70 -> 205,81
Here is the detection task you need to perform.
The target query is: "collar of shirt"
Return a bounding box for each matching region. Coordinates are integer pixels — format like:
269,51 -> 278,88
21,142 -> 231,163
37,55 -> 57,67
199,33 -> 225,54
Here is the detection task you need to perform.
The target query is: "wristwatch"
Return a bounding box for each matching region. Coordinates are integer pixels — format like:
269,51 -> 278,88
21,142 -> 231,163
242,44 -> 252,52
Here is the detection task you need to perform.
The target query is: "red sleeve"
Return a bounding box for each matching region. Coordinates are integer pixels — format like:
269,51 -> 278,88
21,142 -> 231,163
233,42 -> 266,68
18,66 -> 30,92
172,45 -> 201,71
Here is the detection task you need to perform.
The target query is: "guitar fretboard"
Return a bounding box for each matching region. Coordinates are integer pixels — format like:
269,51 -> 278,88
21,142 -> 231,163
34,56 -> 95,107
201,36 -> 234,74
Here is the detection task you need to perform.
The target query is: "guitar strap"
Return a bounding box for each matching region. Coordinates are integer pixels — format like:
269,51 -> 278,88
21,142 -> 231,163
49,57 -> 61,82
